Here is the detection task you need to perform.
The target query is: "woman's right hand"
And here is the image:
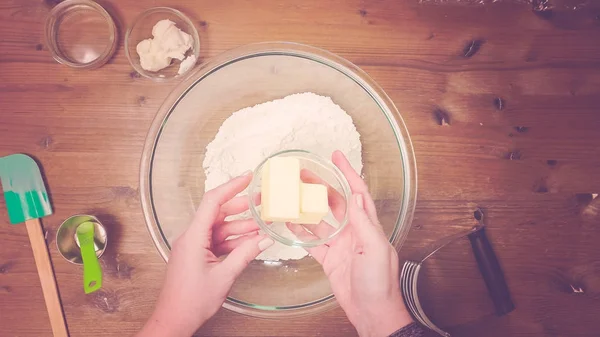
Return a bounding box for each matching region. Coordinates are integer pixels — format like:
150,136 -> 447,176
289,151 -> 413,337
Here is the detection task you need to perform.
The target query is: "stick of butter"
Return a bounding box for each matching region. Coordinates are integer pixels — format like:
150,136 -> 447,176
292,183 -> 329,225
261,157 -> 300,222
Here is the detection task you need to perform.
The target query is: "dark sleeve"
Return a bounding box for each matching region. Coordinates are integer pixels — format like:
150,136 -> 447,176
388,322 -> 426,337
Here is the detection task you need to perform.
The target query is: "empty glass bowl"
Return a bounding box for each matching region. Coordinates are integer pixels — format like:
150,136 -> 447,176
248,150 -> 351,248
45,0 -> 118,69
140,42 -> 417,318
125,7 -> 200,81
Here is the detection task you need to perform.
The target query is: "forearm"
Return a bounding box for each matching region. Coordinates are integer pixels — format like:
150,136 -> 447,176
137,315 -> 183,337
137,305 -> 209,337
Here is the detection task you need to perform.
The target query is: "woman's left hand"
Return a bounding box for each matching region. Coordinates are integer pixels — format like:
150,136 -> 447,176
138,172 -> 274,337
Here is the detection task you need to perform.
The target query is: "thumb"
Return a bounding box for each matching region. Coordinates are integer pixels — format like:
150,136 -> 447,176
218,235 -> 275,280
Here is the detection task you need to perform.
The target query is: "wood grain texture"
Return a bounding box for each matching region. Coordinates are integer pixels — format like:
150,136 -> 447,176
1,0 -> 600,336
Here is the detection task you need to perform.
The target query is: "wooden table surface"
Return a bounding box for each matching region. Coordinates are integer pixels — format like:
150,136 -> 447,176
1,0 -> 600,336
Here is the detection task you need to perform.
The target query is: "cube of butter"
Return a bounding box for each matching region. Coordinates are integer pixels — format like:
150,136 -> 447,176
261,157 -> 300,222
292,183 -> 329,225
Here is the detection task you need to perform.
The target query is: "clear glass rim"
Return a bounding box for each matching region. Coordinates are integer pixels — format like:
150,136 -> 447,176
124,7 -> 200,82
44,0 -> 118,69
139,42 -> 418,318
248,149 -> 351,248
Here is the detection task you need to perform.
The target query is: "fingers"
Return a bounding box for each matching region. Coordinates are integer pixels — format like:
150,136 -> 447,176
302,221 -> 337,240
218,193 -> 260,222
348,193 -> 384,249
332,151 -> 368,193
287,223 -> 320,241
332,151 -> 380,227
217,235 -> 275,280
190,173 -> 253,234
220,196 -> 250,219
287,224 -> 328,264
212,231 -> 259,257
213,218 -> 260,244
360,190 -> 383,231
300,169 -> 346,220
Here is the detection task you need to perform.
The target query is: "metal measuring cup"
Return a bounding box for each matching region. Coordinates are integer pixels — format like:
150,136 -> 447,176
56,214 -> 107,264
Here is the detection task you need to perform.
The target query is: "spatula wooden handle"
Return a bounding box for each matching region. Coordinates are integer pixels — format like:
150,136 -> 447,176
25,218 -> 69,337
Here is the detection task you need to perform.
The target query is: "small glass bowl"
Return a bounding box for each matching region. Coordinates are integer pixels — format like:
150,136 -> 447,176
45,0 -> 118,69
125,7 -> 200,81
248,150 -> 351,248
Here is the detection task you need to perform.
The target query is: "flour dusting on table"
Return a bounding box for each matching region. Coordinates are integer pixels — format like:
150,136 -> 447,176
203,92 -> 362,260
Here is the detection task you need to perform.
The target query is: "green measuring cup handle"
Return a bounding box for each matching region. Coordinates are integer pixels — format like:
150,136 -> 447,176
78,223 -> 102,294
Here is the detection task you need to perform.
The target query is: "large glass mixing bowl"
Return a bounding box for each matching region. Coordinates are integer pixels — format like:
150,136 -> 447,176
140,42 -> 417,318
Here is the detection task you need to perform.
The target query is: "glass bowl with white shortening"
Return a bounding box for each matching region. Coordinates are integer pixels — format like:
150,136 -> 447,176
140,42 -> 417,318
125,7 -> 200,81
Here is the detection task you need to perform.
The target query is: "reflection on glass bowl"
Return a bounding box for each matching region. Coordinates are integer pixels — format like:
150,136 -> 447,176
140,42 -> 417,318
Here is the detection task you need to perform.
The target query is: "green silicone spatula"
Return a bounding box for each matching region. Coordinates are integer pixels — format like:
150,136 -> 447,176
0,154 -> 69,337
76,221 -> 102,294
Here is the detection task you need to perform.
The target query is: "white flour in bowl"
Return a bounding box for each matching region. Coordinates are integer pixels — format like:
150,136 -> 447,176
202,92 -> 362,260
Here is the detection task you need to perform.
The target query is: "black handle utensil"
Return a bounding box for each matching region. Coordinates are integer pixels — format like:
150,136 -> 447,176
400,207 -> 516,337
469,208 -> 515,316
